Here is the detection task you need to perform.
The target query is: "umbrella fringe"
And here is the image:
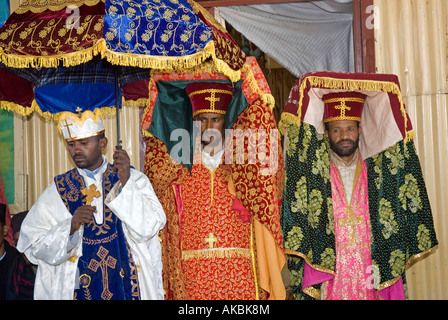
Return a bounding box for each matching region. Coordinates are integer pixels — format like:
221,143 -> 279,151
0,100 -> 35,116
0,39 -> 241,81
278,75 -> 414,143
0,98 -> 119,122
0,39 -> 105,69
140,56 -> 274,138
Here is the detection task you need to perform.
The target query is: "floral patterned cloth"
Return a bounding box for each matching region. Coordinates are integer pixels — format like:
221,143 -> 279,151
281,122 -> 438,299
323,157 -> 380,300
177,151 -> 257,299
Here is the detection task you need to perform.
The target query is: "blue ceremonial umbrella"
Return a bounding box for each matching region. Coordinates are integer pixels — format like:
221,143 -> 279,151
0,0 -> 240,148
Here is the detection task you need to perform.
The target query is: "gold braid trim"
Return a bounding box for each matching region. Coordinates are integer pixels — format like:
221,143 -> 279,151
0,38 -> 215,71
279,76 -> 412,142
182,247 -> 252,261
15,0 -> 103,14
188,88 -> 233,97
0,95 -> 144,120
284,249 -> 334,300
378,245 -> 439,292
0,39 -> 106,69
0,100 -> 35,116
123,98 -> 147,108
242,62 -> 275,110
0,98 -> 117,122
210,56 -> 242,83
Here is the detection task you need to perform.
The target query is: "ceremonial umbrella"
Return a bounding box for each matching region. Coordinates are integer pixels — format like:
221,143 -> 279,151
0,0 -> 245,147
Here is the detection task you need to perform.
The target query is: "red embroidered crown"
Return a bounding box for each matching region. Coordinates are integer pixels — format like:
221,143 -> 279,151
186,82 -> 234,118
322,91 -> 366,123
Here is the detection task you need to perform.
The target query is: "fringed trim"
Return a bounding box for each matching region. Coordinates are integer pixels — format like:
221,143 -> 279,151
210,55 -> 241,83
123,98 -> 147,108
15,0 -> 103,14
0,38 -> 215,72
0,39 -> 107,69
241,60 -> 275,109
0,98 -> 118,121
279,75 -> 411,141
406,129 -> 416,141
141,130 -> 153,138
278,112 -> 300,136
307,76 -> 402,94
104,40 -> 216,71
259,94 -> 275,110
182,247 -> 252,261
0,100 -> 35,117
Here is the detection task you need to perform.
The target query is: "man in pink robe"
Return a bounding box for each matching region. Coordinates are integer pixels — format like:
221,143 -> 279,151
281,72 -> 437,301
319,92 -> 380,299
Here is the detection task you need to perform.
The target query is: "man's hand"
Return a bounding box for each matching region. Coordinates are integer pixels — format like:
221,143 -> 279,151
113,148 -> 131,186
70,205 -> 96,235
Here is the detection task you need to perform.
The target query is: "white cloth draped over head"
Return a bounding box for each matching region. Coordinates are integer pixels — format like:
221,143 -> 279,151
280,71 -> 414,160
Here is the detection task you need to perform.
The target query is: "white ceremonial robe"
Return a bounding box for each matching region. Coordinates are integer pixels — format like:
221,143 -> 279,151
17,162 -> 166,300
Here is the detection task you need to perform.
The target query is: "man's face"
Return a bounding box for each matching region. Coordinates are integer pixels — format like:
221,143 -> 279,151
66,135 -> 107,171
195,112 -> 226,152
325,120 -> 361,160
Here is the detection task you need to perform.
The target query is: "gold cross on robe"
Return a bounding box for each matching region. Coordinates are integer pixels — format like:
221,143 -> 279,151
88,246 -> 117,300
205,232 -> 218,249
81,184 -> 101,205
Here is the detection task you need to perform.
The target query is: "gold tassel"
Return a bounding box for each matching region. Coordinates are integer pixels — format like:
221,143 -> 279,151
279,75 -> 409,138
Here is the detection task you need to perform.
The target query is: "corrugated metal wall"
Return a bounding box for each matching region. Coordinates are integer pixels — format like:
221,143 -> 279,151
19,105 -> 143,210
375,0 -> 448,299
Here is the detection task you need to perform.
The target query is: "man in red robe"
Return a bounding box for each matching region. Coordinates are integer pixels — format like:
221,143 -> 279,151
143,59 -> 286,300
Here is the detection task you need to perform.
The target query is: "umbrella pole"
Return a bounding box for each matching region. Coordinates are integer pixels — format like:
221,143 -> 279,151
115,66 -> 122,150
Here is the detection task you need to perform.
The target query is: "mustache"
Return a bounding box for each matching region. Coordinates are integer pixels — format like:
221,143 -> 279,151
336,139 -> 356,145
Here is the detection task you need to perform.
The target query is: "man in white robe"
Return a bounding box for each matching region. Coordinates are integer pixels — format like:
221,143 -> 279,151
17,110 -> 166,300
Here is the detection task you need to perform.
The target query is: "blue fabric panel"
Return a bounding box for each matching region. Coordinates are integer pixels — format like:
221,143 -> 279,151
34,83 -> 121,114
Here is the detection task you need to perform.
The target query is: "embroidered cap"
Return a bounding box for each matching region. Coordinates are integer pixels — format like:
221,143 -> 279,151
322,91 -> 366,123
186,82 -> 234,118
58,109 -> 105,142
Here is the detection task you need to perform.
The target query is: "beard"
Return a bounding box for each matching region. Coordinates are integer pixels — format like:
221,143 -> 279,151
329,137 -> 359,158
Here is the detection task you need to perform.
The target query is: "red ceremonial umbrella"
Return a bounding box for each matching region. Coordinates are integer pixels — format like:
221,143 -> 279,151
0,0 -> 245,147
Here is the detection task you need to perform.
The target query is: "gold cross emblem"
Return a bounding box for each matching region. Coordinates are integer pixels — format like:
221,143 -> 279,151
205,91 -> 221,110
335,100 -> 351,118
62,119 -> 73,139
338,205 -> 363,246
81,184 -> 101,205
75,107 -> 83,118
204,232 -> 218,249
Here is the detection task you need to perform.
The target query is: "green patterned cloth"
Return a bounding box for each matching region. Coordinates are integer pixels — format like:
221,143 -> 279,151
281,122 -> 438,300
